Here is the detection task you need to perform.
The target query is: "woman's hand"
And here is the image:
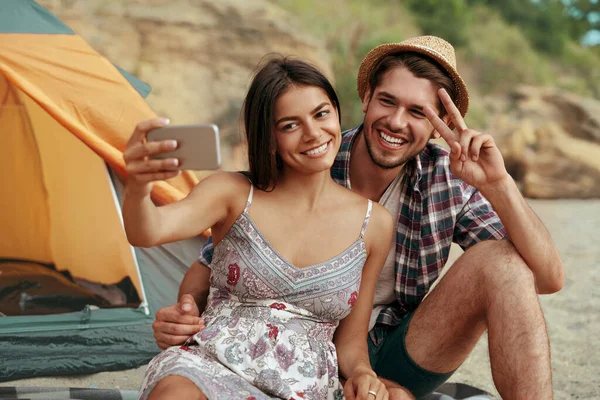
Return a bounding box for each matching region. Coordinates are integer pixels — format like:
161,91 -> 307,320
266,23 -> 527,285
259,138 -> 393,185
123,118 -> 180,188
344,368 -> 389,400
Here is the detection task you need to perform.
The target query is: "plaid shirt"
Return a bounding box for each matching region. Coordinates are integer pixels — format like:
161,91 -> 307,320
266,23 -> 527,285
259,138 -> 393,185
198,125 -> 506,342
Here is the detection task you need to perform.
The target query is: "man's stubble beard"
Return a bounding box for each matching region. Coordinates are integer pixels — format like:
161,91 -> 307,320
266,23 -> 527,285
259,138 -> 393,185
363,127 -> 419,170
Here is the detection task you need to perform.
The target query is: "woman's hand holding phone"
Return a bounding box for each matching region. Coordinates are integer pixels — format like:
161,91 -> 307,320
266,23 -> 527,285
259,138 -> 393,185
123,118 -> 181,187
123,119 -> 224,247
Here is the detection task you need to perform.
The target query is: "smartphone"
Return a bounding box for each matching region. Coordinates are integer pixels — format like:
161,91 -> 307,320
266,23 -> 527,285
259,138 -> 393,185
147,124 -> 221,171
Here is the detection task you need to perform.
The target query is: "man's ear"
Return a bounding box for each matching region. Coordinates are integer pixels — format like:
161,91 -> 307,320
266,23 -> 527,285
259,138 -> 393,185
443,114 -> 455,131
361,86 -> 371,113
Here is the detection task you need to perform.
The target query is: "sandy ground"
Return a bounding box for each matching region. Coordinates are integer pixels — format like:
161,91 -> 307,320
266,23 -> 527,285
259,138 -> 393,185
2,200 -> 598,399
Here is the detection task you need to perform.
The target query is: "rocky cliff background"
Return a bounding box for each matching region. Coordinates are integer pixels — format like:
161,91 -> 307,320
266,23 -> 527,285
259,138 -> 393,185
488,86 -> 600,198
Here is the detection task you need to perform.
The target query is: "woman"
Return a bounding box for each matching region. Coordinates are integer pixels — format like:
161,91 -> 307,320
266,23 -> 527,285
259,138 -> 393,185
123,57 -> 393,400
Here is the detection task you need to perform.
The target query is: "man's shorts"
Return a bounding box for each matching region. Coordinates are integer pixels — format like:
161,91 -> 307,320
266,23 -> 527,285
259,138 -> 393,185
368,311 -> 456,400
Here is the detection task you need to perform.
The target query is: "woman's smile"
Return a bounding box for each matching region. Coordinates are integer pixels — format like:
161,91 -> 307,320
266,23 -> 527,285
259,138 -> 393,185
301,140 -> 331,157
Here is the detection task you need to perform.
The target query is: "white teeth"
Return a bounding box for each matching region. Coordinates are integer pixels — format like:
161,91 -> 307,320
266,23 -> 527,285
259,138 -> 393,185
379,130 -> 406,146
304,142 -> 328,156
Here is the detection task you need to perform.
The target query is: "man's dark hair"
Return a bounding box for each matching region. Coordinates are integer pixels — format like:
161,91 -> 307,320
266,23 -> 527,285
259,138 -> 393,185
243,56 -> 341,191
367,52 -> 457,117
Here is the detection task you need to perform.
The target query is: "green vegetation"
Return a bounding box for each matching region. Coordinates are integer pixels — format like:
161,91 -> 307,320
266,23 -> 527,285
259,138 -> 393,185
404,0 -> 472,47
272,0 -> 600,130
465,7 -> 556,93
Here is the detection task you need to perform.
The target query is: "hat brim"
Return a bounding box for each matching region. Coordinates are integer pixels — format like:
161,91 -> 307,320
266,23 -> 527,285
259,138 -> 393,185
357,43 -> 469,117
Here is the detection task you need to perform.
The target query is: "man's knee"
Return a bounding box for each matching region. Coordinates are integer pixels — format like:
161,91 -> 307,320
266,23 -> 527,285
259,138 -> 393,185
466,240 -> 535,293
465,239 -> 518,261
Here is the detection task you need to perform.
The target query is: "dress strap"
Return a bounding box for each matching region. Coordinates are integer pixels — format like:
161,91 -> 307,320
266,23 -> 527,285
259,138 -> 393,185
243,184 -> 254,214
360,200 -> 373,239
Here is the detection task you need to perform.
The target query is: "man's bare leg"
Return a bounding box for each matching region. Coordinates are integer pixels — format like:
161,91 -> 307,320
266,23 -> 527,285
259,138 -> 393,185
147,375 -> 207,400
405,240 -> 552,399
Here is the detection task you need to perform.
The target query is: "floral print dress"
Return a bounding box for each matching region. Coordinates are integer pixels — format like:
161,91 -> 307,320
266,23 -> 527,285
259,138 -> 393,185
139,186 -> 372,400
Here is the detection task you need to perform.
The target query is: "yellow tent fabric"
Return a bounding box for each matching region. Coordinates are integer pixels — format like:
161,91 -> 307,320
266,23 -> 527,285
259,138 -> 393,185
0,34 -> 198,204
1,78 -> 143,292
0,34 -> 199,296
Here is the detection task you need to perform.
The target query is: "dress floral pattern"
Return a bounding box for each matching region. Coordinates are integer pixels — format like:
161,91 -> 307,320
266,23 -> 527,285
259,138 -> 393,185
139,186 -> 373,400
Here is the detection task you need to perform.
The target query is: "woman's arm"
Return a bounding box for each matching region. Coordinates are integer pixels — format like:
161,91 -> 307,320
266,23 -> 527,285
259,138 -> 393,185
334,203 -> 393,400
122,118 -> 240,247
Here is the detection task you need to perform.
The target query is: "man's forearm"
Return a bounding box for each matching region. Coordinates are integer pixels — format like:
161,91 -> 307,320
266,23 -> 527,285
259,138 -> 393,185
481,176 -> 564,293
178,260 -> 211,313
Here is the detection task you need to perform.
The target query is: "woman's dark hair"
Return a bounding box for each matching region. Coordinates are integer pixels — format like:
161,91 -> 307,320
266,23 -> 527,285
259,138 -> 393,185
367,52 -> 456,117
243,55 -> 341,191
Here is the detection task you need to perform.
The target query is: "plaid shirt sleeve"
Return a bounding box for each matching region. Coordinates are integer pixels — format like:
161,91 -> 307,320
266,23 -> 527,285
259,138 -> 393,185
453,187 -> 507,249
198,235 -> 214,266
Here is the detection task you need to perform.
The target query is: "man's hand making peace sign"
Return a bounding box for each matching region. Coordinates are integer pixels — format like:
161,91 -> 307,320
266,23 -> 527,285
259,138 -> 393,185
424,89 -> 509,192
424,88 -> 564,294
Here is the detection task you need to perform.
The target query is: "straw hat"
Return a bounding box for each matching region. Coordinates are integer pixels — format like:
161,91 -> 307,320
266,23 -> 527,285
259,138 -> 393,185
357,35 -> 469,117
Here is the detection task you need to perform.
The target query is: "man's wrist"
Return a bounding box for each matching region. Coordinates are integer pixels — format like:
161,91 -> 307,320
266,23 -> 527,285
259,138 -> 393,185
478,174 -> 517,200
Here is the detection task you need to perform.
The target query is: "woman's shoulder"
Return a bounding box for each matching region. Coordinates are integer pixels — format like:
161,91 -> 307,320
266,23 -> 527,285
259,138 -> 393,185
362,201 -> 394,253
331,185 -> 387,213
369,202 -> 393,230
331,183 -> 366,204
331,185 -> 392,230
190,171 -> 252,199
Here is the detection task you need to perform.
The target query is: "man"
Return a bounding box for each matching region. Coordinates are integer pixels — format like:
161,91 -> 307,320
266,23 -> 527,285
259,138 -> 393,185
151,36 -> 564,399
